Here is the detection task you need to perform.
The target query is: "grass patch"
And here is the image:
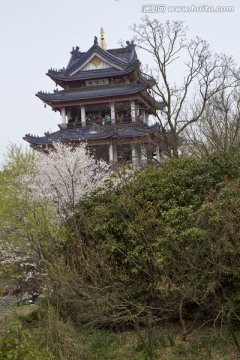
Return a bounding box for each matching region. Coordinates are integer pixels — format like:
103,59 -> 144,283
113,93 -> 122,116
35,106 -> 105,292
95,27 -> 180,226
1,305 -> 240,359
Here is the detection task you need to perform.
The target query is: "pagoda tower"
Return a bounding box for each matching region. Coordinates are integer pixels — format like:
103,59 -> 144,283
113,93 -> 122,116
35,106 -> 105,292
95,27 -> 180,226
24,30 -> 165,165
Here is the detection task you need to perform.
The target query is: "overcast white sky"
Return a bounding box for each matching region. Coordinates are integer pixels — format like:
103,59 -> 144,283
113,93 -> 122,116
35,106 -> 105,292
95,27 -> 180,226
0,0 -> 239,166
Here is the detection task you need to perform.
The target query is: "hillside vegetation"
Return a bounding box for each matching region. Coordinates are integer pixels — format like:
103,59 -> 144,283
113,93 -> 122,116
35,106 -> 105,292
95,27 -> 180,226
1,147 -> 240,359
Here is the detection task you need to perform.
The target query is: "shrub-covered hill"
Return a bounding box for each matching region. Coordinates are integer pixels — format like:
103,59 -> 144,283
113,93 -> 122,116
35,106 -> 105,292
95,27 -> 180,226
52,149 -> 240,338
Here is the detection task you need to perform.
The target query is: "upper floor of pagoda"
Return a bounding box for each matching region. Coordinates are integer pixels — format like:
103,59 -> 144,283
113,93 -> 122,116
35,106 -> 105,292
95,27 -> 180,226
47,35 -> 140,89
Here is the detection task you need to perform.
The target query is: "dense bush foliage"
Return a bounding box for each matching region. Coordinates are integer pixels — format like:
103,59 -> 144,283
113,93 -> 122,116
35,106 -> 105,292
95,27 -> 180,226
2,146 -> 240,358
51,149 -> 240,337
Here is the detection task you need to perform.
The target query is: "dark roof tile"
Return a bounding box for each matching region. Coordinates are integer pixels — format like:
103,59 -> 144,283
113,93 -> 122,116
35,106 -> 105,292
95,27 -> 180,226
37,83 -> 146,102
47,64 -> 137,82
66,44 -> 128,74
24,122 -> 160,146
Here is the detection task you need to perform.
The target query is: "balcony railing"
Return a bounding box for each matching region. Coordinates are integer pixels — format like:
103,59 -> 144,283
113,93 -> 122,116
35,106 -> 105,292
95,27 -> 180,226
58,115 -> 144,129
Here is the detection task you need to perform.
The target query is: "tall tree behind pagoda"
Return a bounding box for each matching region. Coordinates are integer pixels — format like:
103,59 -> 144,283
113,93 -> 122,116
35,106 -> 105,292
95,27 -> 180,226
184,87 -> 240,156
131,17 -> 238,157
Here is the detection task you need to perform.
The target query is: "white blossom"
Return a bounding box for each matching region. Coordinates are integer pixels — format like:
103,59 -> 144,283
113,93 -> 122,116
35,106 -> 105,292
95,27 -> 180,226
22,143 -> 130,219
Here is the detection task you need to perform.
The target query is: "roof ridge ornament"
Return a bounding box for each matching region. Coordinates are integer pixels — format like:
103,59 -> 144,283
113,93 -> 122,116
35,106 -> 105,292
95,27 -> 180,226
94,36 -> 98,46
70,46 -> 80,55
126,40 -> 135,48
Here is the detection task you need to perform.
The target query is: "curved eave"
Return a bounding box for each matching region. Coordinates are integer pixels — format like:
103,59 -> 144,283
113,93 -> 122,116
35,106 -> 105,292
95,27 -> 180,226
24,133 -> 159,147
138,91 -> 166,113
47,65 -> 137,84
36,84 -> 146,105
24,123 -> 161,147
23,135 -> 54,146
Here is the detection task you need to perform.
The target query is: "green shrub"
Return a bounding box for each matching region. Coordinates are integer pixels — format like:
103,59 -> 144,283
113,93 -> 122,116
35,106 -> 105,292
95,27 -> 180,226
0,320 -> 51,360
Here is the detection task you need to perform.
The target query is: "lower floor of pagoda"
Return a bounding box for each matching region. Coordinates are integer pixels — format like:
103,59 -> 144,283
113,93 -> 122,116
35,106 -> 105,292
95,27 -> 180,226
89,143 -> 161,166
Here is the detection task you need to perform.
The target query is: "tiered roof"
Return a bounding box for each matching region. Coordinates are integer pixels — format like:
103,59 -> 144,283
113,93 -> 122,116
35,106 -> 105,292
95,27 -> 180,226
36,38 -> 162,110
47,65 -> 136,82
46,40 -> 138,87
37,83 -> 146,103
24,34 -> 165,152
24,123 -> 161,148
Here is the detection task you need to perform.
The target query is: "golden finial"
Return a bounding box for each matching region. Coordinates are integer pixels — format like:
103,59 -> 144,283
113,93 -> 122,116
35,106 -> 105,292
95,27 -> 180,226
100,27 -> 106,50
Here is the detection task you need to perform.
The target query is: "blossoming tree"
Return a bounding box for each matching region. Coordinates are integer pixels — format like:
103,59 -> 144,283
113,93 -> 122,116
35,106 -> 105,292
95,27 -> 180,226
0,143 -> 133,298
23,143 -> 124,220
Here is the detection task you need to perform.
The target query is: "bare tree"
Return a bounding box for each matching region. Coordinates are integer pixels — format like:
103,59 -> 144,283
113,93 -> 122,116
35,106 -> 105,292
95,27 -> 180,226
131,17 -> 238,157
184,87 -> 240,156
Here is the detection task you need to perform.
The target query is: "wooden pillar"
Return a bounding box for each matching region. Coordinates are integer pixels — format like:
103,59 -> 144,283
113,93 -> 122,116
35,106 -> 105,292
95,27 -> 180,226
145,111 -> 149,125
141,109 -> 146,123
67,109 -> 71,123
109,142 -> 118,162
131,100 -> 136,122
132,145 -> 140,166
110,103 -> 115,124
136,103 -> 140,116
155,147 -> 161,163
61,107 -> 66,124
141,143 -> 148,166
81,105 -> 86,126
